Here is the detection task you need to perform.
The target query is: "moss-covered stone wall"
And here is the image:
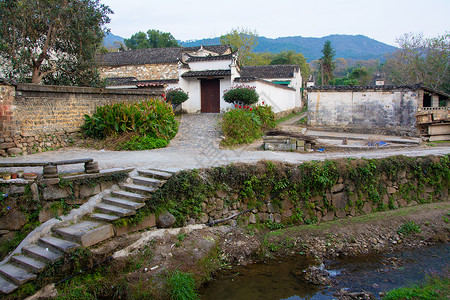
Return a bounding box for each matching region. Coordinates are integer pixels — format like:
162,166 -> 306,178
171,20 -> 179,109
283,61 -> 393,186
142,155 -> 449,227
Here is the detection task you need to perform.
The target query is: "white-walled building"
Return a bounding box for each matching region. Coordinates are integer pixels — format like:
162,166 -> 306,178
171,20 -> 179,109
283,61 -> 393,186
98,45 -> 302,114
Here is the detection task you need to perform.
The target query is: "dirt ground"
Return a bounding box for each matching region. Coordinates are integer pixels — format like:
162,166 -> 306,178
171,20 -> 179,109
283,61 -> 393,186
96,202 -> 449,289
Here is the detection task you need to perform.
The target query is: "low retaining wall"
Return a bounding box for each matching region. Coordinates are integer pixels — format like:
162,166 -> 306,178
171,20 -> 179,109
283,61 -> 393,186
0,82 -> 164,156
0,169 -> 131,256
145,155 -> 449,228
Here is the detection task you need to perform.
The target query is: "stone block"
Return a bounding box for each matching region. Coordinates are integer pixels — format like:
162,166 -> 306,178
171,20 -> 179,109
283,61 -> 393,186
362,203 -> 372,214
79,184 -> 101,198
39,202 -> 63,223
114,214 -> 156,236
332,192 -> 348,209
322,211 -> 335,221
0,142 -> 15,149
331,183 -> 345,193
387,187 -> 397,194
7,148 -> 22,155
215,190 -> 227,199
248,213 -> 257,224
335,209 -> 347,218
5,185 -> 25,195
42,186 -> 70,200
0,211 -> 27,230
282,199 -> 294,210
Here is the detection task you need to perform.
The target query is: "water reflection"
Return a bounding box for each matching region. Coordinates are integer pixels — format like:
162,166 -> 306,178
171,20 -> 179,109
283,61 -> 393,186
201,243 -> 449,300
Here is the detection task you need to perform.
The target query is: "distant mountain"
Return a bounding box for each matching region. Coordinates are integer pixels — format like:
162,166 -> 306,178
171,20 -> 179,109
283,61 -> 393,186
103,32 -> 125,49
104,33 -> 397,62
181,34 -> 397,62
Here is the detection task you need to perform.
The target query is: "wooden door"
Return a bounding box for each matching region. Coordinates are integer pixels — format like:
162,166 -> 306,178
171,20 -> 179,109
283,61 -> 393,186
201,79 -> 220,113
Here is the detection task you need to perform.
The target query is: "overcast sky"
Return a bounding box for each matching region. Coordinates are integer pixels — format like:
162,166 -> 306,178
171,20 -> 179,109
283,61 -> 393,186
101,0 -> 449,46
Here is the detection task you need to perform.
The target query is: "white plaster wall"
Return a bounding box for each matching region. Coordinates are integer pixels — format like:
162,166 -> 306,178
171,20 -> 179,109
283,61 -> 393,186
307,89 -> 419,133
241,81 -> 296,114
188,60 -> 232,71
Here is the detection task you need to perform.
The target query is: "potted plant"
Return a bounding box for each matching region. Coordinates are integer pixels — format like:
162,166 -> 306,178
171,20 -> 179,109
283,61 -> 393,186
17,170 -> 24,178
2,172 -> 11,180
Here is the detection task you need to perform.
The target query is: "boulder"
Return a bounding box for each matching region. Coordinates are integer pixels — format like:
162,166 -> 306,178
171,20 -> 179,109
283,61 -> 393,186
157,212 -> 176,228
0,210 -> 27,230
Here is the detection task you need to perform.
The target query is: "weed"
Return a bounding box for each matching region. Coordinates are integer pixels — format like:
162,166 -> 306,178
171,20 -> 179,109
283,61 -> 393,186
383,274 -> 450,300
165,270 -> 199,300
265,220 -> 285,230
397,221 -> 421,235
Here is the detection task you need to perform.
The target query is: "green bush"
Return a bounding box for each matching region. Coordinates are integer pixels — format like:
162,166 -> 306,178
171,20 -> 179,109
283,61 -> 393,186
166,88 -> 189,106
220,104 -> 275,146
81,99 -> 178,149
223,85 -> 259,105
120,135 -> 169,150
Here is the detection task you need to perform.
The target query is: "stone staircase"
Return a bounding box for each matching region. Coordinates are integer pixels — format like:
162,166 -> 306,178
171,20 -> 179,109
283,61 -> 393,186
0,168 -> 173,295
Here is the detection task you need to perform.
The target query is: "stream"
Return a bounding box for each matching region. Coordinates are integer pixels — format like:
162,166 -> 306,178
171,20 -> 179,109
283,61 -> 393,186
200,242 -> 449,300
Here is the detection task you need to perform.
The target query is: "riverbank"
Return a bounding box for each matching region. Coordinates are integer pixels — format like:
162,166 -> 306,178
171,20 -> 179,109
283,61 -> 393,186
23,201 -> 449,300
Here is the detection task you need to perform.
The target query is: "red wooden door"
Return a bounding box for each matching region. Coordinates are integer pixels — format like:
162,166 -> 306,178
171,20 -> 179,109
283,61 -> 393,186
201,79 -> 220,113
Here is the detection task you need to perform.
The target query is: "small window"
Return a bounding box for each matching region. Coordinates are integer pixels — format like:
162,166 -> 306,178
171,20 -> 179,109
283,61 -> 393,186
423,93 -> 432,107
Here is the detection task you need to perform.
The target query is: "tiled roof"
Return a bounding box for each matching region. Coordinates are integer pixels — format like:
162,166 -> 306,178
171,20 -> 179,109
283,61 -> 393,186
185,53 -> 233,62
240,65 -> 299,79
98,45 -> 231,67
183,45 -> 231,55
234,77 -> 295,91
306,84 -> 424,91
105,77 -> 137,85
104,77 -> 177,87
181,70 -> 231,77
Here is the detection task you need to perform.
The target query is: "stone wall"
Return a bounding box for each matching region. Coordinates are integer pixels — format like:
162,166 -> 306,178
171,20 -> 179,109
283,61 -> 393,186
0,169 -> 130,254
307,86 -> 420,136
99,63 -> 179,81
0,83 -> 164,156
149,156 -> 449,228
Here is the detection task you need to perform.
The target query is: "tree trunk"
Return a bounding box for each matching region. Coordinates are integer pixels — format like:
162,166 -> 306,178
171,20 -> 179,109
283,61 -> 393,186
31,66 -> 42,84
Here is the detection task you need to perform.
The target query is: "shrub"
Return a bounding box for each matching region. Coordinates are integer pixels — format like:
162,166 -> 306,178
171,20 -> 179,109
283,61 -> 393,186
120,135 -> 169,150
166,88 -> 189,106
223,85 -> 259,105
220,104 -> 275,146
82,98 -> 178,142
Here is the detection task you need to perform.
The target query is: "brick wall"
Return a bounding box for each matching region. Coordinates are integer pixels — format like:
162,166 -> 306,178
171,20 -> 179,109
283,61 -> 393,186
0,83 -> 164,156
99,63 -> 179,81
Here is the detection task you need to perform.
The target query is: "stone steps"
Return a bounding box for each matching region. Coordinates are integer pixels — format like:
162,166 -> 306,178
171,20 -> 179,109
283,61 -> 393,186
10,255 -> 46,273
132,176 -> 165,188
54,221 -> 114,247
0,168 -> 174,295
0,263 -> 37,286
119,183 -> 156,195
22,245 -> 62,264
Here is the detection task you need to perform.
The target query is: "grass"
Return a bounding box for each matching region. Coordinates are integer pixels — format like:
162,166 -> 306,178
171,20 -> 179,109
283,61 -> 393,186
165,270 -> 199,300
383,274 -> 450,300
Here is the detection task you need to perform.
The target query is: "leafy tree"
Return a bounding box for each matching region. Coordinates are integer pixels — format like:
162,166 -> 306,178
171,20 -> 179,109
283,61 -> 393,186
220,27 -> 259,66
124,29 -> 179,50
383,32 -> 450,93
270,50 -> 310,79
318,40 -> 336,85
246,52 -> 273,66
0,0 -> 112,85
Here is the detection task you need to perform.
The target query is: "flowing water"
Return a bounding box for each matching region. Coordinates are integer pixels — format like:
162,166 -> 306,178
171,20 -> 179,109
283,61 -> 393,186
200,243 -> 449,300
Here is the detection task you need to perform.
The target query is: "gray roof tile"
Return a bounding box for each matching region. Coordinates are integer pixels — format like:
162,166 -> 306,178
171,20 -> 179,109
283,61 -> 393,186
240,65 -> 299,79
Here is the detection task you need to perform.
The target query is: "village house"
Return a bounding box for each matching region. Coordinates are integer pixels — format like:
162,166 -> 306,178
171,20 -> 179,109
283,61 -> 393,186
98,45 -> 302,114
306,84 -> 450,138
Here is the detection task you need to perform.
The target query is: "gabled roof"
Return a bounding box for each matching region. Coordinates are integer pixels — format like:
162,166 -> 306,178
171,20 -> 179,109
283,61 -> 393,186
98,45 -> 232,67
240,65 -> 300,79
185,53 -> 234,62
181,70 -> 231,77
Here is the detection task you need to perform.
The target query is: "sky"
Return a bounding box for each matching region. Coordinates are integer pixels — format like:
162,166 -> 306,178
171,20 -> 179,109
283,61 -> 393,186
101,0 -> 450,46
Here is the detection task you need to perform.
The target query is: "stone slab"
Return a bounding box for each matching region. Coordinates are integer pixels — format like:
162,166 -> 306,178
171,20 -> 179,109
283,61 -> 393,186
0,263 -> 36,285
11,255 -> 46,273
114,214 -> 156,236
54,221 -> 114,247
22,245 -> 62,264
0,275 -> 18,294
39,236 -> 80,253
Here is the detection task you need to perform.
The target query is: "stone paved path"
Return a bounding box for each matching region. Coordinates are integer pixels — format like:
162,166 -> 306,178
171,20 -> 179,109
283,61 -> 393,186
168,114 -> 222,151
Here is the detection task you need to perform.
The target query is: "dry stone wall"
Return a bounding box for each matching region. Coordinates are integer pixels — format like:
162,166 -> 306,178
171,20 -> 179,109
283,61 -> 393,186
99,63 -> 179,81
0,83 -> 164,156
149,156 -> 449,228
